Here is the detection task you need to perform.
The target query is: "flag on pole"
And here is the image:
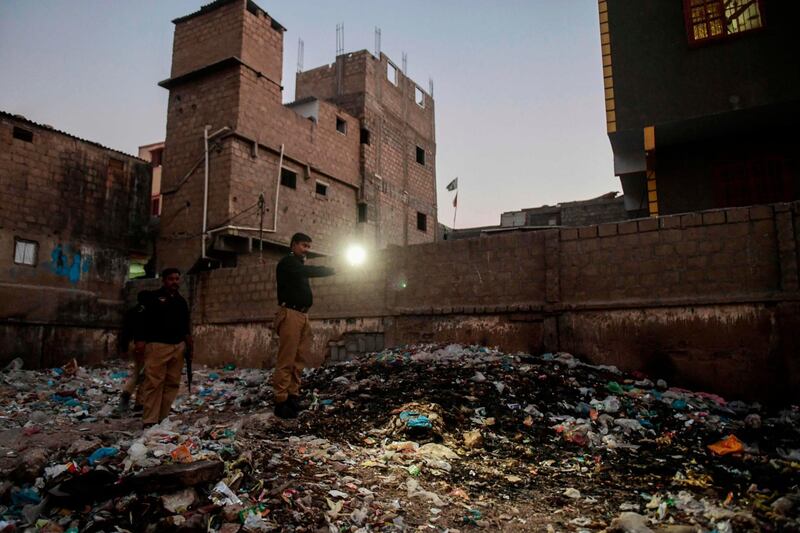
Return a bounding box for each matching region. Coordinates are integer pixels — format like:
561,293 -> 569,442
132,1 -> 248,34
453,193 -> 458,208
446,177 -> 458,191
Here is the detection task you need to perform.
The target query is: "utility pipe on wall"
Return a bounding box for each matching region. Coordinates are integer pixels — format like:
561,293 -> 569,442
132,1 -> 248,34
201,125 -> 231,258
204,143 -> 286,242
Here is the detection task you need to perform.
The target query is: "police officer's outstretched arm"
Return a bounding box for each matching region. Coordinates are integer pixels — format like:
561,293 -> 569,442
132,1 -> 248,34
283,259 -> 335,278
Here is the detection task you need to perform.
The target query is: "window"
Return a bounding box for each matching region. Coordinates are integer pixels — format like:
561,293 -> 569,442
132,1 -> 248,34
12,127 -> 33,143
280,167 -> 297,189
150,148 -> 163,167
387,62 -> 399,86
684,0 -> 764,45
360,128 -> 371,145
315,181 -> 328,197
151,196 -> 162,216
712,155 -> 793,207
415,86 -> 425,108
415,146 -> 425,165
336,116 -> 347,135
14,238 -> 38,266
416,212 -> 427,232
357,203 -> 368,223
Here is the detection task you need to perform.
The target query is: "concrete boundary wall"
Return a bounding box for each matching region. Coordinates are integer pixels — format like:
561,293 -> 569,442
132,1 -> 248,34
179,201 -> 799,402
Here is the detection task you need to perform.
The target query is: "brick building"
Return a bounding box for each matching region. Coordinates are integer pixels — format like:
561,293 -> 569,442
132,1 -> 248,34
156,0 -> 437,272
599,0 -> 800,217
500,192 -> 628,228
444,192 -> 628,240
0,111 -> 151,366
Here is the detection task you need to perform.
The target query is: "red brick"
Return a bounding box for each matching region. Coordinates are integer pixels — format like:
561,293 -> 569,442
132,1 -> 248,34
660,215 -> 681,229
638,218 -> 659,232
598,223 -> 618,237
618,221 -> 638,234
702,210 -> 726,225
749,205 -> 773,220
578,226 -> 598,239
561,228 -> 579,241
681,213 -> 703,227
725,207 -> 749,223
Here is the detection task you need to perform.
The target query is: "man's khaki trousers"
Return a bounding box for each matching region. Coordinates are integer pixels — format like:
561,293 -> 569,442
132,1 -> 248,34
142,342 -> 185,424
122,353 -> 144,404
273,307 -> 312,404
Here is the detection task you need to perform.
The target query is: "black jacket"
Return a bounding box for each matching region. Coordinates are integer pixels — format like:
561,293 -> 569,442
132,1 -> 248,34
132,287 -> 190,344
276,253 -> 335,309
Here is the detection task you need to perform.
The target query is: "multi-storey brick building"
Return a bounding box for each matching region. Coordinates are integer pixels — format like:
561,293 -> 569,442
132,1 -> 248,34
157,0 -> 437,272
599,0 -> 800,217
0,111 -> 151,366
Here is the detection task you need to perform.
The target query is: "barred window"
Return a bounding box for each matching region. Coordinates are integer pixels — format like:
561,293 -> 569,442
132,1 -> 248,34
685,0 -> 764,45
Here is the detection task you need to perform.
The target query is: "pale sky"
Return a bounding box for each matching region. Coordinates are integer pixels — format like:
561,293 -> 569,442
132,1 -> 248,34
0,0 -> 615,228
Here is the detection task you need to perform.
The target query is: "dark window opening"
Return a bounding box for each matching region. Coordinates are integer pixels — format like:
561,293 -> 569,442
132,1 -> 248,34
151,196 -> 162,216
336,117 -> 347,134
684,0 -> 764,45
315,182 -> 328,196
360,128 -> 371,145
13,127 -> 33,143
150,148 -> 163,167
417,212 -> 427,232
416,146 -> 425,165
280,168 -> 297,189
357,203 -> 368,223
712,155 -> 793,208
14,238 -> 38,266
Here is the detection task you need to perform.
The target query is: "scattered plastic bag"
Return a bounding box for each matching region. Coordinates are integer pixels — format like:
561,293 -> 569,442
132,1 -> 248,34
708,435 -> 744,456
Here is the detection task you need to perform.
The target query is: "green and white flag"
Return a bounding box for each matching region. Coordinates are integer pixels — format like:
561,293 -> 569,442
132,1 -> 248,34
446,178 -> 458,191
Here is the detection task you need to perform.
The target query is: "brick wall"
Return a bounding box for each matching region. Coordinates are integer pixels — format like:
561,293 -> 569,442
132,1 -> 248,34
171,1 -> 245,79
175,201 -> 800,401
0,113 -> 151,367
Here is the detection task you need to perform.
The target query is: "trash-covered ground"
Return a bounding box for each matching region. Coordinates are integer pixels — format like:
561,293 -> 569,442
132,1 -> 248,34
1,345 -> 798,532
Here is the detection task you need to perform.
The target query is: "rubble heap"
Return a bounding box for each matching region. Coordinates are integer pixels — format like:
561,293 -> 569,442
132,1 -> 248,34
0,345 -> 798,532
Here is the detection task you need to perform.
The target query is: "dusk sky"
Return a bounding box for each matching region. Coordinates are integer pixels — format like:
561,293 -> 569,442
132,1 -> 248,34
0,0 -> 614,228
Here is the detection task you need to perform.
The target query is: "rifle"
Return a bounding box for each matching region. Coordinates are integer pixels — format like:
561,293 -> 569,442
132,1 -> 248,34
185,343 -> 194,393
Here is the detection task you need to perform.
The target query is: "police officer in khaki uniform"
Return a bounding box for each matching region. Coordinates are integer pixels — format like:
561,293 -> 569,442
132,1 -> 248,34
273,233 -> 335,419
133,268 -> 193,427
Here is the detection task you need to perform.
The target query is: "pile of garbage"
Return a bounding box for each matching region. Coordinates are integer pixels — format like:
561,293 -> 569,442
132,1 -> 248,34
0,345 -> 798,532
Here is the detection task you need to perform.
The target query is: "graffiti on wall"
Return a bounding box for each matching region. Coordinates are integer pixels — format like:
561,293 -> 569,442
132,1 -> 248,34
50,244 -> 92,284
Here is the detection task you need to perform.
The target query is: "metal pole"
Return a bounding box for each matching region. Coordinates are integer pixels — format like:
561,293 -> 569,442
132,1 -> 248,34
452,192 -> 458,229
258,193 -> 265,259
274,144 -> 284,232
201,125 -> 211,259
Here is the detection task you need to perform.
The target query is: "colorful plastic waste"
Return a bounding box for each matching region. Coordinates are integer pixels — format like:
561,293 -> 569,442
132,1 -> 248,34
707,434 -> 745,456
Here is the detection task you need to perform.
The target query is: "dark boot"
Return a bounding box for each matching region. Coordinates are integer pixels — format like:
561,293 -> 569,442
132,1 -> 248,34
112,392 -> 131,417
288,395 -> 306,413
274,400 -> 297,420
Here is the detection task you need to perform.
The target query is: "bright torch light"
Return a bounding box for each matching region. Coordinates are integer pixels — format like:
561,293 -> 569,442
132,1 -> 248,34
345,244 -> 367,266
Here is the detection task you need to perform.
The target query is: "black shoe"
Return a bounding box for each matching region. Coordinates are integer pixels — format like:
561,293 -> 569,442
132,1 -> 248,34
274,400 -> 297,420
288,395 -> 306,413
